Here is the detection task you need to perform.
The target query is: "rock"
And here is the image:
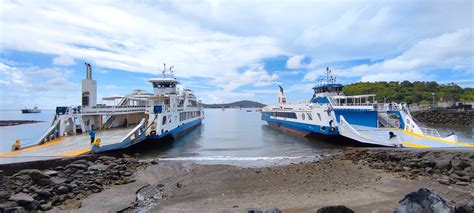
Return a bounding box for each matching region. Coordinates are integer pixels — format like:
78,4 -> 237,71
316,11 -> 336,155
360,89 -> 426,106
57,185 -> 69,194
88,164 -> 109,171
36,189 -> 52,199
71,159 -> 89,165
0,201 -> 18,211
150,159 -> 159,164
98,156 -> 116,161
9,193 -> 39,210
43,170 -> 59,177
3,206 -> 26,213
451,159 -> 469,170
316,205 -> 354,213
454,181 -> 469,186
36,178 -> 53,186
394,188 -> 452,213
14,169 -> 49,181
55,166 -> 64,171
66,163 -> 88,170
247,208 -> 263,213
40,201 -> 52,211
454,202 -> 474,213
265,207 -> 282,213
0,170 -> 4,181
89,184 -> 103,193
59,199 -> 81,210
435,159 -> 452,170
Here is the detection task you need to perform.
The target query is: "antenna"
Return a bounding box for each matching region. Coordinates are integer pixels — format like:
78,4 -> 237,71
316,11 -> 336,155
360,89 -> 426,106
162,63 -> 166,76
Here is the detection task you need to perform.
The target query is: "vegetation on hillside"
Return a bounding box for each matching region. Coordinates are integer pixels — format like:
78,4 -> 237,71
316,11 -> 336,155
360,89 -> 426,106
343,81 -> 474,104
202,100 -> 266,108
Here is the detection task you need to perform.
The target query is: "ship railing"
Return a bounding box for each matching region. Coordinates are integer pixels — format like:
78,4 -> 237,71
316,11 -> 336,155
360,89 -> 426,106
420,127 -> 441,138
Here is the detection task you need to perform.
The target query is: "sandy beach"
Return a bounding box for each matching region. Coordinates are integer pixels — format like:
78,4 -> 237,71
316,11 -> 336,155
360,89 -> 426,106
45,149 -> 473,212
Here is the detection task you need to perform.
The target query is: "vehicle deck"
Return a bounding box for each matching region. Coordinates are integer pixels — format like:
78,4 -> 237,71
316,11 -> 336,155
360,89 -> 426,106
0,127 -> 135,165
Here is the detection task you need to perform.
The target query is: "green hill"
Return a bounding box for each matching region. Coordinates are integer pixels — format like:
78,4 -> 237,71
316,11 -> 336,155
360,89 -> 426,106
343,81 -> 473,104
202,100 -> 265,108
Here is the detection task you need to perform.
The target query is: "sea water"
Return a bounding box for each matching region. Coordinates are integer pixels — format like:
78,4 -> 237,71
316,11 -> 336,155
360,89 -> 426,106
1,109 -> 472,158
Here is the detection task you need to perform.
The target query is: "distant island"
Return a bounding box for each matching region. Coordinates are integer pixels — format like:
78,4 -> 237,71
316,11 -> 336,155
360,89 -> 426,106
0,120 -> 43,127
202,100 -> 266,108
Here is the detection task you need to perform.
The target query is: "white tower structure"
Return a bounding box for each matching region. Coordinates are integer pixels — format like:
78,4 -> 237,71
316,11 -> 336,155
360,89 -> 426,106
82,63 -> 97,107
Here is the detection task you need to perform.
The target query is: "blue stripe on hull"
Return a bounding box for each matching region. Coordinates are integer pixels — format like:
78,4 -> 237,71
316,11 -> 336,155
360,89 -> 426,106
147,118 -> 203,140
261,112 -> 338,136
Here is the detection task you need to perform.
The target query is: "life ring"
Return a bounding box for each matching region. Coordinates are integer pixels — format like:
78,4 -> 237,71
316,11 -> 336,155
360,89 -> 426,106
394,121 -> 400,127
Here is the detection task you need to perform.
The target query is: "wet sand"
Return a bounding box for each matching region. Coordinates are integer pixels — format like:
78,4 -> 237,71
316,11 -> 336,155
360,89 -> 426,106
73,149 -> 473,212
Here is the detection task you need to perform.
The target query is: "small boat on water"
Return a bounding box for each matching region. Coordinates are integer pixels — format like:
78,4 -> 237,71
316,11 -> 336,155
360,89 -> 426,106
21,107 -> 41,113
261,67 -> 472,148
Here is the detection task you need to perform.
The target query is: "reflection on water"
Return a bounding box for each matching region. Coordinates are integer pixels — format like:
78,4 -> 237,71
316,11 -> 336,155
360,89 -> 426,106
136,109 -> 339,159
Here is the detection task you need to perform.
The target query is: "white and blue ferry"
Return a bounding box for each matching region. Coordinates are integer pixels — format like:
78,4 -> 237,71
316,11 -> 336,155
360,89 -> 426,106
145,73 -> 204,141
262,68 -> 472,148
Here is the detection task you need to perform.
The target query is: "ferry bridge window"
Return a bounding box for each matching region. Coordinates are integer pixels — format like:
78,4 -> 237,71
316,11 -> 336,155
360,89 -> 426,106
272,112 -> 297,119
302,113 -> 305,120
307,113 -> 313,120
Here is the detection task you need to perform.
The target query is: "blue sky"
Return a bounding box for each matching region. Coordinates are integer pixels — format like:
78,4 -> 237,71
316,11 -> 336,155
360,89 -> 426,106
0,0 -> 473,109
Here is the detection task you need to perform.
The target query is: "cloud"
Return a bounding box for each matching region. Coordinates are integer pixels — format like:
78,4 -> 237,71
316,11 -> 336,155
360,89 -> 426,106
53,55 -> 76,66
0,63 -> 78,109
1,0 -> 283,80
35,78 -> 79,92
212,64 -> 278,91
340,29 -> 473,81
286,55 -> 305,69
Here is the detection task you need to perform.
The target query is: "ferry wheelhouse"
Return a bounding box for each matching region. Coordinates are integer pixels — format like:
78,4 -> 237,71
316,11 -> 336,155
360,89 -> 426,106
261,68 -> 468,148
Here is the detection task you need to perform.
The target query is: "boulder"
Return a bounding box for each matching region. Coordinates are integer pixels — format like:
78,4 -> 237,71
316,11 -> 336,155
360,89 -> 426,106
9,193 -> 40,210
71,159 -> 89,165
43,170 -> 59,177
88,164 -> 109,171
0,201 -> 18,211
59,199 -> 81,210
247,208 -> 263,213
56,185 -> 69,194
454,202 -> 474,213
394,188 -> 452,213
451,159 -> 469,170
265,207 -> 282,213
40,201 -> 52,211
435,159 -> 451,170
316,205 -> 354,213
66,164 -> 88,170
89,184 -> 103,193
98,156 -> 116,161
14,169 -> 49,181
36,189 -> 52,199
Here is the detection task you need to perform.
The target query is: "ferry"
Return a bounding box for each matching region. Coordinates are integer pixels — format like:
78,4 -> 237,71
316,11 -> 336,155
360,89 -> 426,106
261,68 -> 472,148
21,106 -> 41,113
0,63 -> 204,164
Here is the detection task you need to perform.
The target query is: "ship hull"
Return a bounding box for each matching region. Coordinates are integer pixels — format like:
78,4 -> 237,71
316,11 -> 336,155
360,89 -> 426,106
146,118 -> 203,141
262,112 -> 338,137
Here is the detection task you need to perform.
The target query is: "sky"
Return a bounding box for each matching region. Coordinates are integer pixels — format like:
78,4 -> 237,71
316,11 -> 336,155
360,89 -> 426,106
0,0 -> 473,109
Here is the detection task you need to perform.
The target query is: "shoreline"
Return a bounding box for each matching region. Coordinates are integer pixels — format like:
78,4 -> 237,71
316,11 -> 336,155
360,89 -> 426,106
1,148 -> 473,212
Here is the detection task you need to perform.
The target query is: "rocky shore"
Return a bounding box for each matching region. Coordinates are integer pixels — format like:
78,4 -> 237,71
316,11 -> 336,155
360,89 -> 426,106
0,155 -> 147,212
344,149 -> 474,186
0,149 -> 473,212
413,109 -> 474,126
0,120 -> 43,127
